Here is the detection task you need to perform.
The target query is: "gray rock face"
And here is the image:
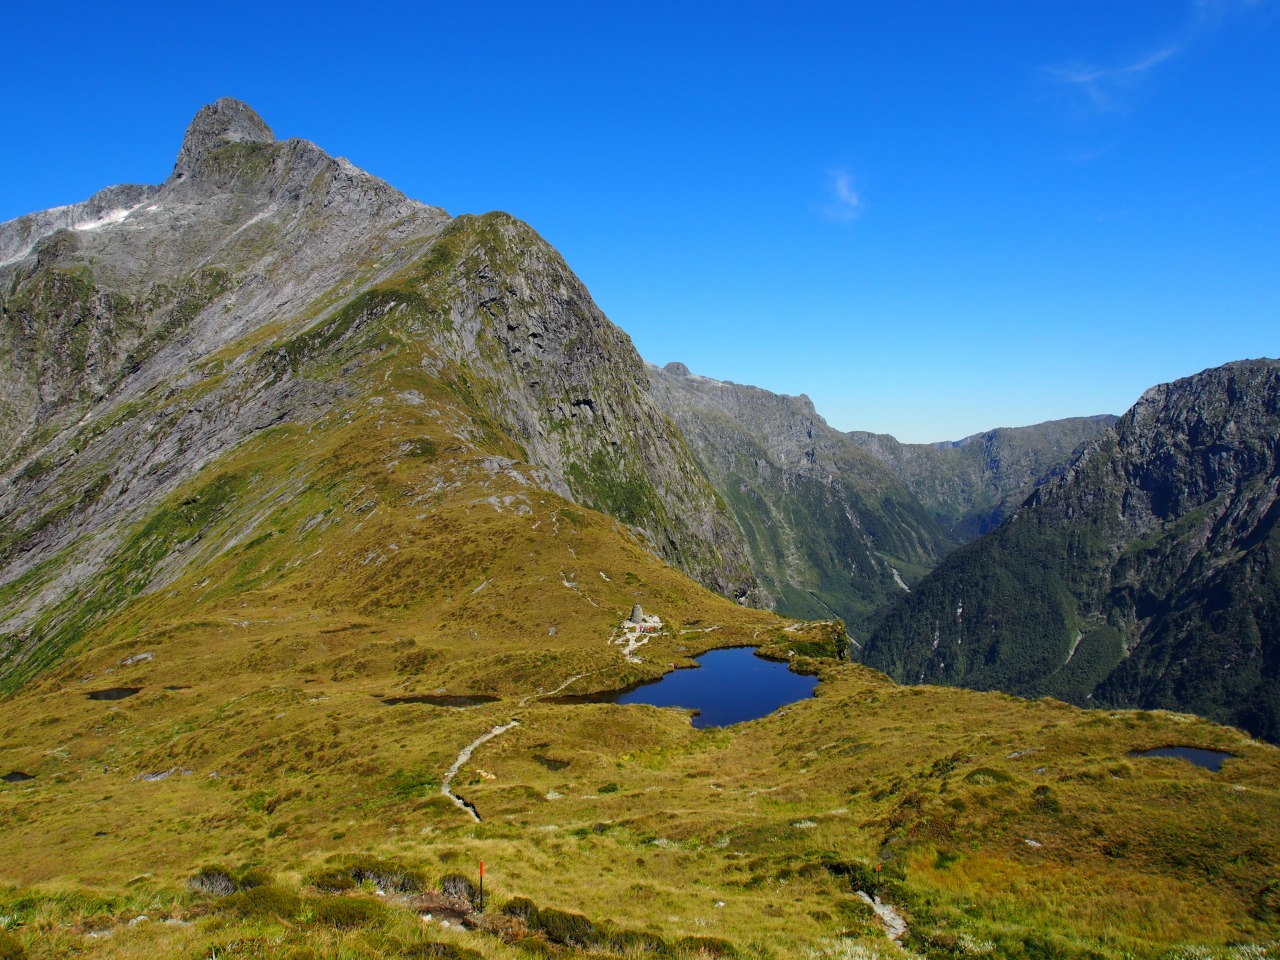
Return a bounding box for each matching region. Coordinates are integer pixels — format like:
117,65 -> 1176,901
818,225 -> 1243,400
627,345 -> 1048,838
865,359 -> 1280,742
647,361 -> 946,631
848,416 -> 1117,542
172,98 -> 275,177
0,100 -> 754,688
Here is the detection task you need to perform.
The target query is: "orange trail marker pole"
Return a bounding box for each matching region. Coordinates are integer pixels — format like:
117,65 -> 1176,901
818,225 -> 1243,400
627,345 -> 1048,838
479,861 -> 484,912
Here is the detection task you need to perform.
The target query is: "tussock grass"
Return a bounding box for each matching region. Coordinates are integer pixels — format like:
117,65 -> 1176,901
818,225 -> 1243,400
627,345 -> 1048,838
1,332 -> 1278,958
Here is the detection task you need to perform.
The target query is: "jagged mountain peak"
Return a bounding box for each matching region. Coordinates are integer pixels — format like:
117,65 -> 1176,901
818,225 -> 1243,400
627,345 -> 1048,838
172,98 -> 275,179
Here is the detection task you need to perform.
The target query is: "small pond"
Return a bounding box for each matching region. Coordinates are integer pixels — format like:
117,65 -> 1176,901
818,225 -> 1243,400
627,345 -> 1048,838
86,687 -> 142,701
2,771 -> 35,783
1129,746 -> 1234,772
555,646 -> 818,729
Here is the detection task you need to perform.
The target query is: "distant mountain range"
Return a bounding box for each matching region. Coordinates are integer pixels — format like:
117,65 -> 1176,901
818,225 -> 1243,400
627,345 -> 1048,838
1,96 -> 1274,744
648,360 -> 1115,634
864,359 -> 1280,742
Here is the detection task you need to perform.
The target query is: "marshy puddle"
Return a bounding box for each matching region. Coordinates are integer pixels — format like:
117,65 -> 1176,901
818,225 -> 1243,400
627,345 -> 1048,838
533,754 -> 571,771
86,687 -> 142,701
380,694 -> 499,707
2,771 -> 35,783
554,646 -> 818,729
1130,746 -> 1234,772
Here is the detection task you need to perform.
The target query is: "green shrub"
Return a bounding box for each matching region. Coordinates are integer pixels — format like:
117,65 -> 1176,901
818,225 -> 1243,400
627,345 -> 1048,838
400,944 -> 484,960
0,930 -> 25,960
1254,877 -> 1280,922
309,857 -> 424,893
502,896 -> 539,923
237,866 -> 272,890
675,935 -> 737,958
349,857 -> 424,893
534,907 -> 599,948
609,928 -> 670,955
309,867 -> 357,892
515,939 -> 562,959
313,896 -> 385,928
218,885 -> 302,920
821,858 -> 883,894
964,767 -> 1013,786
1031,785 -> 1062,814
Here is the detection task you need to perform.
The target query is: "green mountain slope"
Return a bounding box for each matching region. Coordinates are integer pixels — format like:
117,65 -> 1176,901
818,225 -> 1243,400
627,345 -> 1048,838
648,361 -> 947,632
864,359 -> 1280,741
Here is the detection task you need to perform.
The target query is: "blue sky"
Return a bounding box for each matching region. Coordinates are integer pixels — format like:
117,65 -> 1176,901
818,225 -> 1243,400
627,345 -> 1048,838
3,1 -> 1277,442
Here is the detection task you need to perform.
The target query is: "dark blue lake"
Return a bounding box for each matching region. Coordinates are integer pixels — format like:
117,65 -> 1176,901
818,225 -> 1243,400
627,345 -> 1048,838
1130,746 -> 1234,772
556,646 -> 818,728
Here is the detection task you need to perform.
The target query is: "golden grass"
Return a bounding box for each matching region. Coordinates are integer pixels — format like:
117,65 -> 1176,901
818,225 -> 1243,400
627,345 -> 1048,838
2,345 -> 1279,959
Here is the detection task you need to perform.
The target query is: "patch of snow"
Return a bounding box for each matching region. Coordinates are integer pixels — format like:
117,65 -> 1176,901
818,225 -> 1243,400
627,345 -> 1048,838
1024,838 -> 1043,848
73,202 -> 147,231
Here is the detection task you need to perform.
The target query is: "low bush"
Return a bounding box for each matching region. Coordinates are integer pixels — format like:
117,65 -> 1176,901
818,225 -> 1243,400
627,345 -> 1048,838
1253,877 -> 1280,922
1031,785 -> 1062,814
535,907 -> 600,949
608,928 -> 670,955
217,884 -> 302,920
401,943 -> 485,960
0,930 -> 25,960
313,896 -> 385,928
308,867 -> 357,892
309,856 -> 424,893
502,896 -> 539,923
349,857 -> 425,893
821,858 -> 883,894
237,866 -> 272,890
515,939 -> 563,959
675,935 -> 737,958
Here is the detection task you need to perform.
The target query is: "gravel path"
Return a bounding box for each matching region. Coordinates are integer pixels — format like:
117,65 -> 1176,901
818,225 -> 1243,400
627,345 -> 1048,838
442,720 -> 520,822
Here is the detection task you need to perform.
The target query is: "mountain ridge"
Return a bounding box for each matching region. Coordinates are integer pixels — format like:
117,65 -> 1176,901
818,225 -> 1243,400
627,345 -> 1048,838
0,99 -> 752,689
864,357 -> 1280,741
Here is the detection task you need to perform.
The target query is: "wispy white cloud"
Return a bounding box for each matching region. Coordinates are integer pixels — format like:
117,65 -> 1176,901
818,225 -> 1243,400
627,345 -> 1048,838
1043,45 -> 1181,112
1042,0 -> 1274,116
823,169 -> 863,222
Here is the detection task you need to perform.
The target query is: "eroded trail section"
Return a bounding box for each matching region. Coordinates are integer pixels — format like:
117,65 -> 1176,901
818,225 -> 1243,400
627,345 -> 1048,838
857,890 -> 908,942
442,720 -> 520,822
